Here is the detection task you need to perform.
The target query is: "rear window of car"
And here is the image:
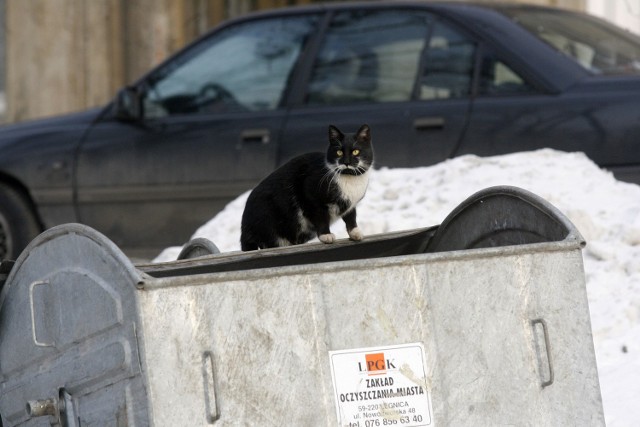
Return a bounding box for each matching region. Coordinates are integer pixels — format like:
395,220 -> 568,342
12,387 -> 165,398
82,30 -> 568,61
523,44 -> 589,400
501,8 -> 640,76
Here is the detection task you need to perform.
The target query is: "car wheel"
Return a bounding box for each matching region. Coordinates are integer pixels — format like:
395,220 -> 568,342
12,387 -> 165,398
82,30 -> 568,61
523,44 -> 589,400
0,183 -> 41,260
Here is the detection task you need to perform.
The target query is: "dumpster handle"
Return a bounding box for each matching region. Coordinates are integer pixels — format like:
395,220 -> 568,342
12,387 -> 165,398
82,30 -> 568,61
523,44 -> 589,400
531,318 -> 554,388
203,351 -> 219,422
29,280 -> 55,347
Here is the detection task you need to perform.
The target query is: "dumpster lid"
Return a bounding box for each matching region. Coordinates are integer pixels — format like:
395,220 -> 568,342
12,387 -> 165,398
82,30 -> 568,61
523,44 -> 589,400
426,185 -> 584,252
139,186 -> 585,278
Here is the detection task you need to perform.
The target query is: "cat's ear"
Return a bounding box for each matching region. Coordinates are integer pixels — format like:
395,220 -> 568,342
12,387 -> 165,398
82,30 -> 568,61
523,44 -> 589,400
328,125 -> 344,146
356,124 -> 371,145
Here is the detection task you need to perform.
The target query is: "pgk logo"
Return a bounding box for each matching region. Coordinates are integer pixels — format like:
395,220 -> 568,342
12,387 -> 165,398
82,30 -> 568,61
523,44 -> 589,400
358,352 -> 397,376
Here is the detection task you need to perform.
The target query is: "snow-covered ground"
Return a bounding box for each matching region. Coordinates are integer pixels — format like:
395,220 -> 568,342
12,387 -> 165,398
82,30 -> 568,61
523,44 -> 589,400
156,149 -> 639,426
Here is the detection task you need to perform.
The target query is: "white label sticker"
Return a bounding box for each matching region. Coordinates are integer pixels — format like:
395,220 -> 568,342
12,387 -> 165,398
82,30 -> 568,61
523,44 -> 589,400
329,343 -> 434,427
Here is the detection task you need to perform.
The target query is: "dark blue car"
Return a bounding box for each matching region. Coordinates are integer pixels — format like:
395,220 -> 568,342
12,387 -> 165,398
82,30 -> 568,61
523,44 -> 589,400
1,2 -> 640,259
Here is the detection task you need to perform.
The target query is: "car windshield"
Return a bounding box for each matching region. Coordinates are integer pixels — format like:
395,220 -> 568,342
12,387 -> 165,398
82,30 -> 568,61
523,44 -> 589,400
502,7 -> 640,76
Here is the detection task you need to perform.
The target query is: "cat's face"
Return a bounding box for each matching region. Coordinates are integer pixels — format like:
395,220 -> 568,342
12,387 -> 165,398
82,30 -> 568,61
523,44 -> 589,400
327,124 -> 374,175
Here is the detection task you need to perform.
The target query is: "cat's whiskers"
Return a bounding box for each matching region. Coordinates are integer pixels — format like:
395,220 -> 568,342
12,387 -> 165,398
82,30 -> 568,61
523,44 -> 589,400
320,164 -> 340,190
355,165 -> 367,176
328,168 -> 341,189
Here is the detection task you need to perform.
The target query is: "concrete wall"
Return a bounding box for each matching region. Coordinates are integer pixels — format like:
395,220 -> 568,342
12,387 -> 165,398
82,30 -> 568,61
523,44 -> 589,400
7,0 -> 121,122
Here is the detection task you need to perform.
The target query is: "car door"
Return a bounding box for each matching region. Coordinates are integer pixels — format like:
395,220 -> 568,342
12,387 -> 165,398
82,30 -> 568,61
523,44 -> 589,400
281,8 -> 474,169
454,45 -> 582,159
460,44 -> 640,181
75,14 -> 320,256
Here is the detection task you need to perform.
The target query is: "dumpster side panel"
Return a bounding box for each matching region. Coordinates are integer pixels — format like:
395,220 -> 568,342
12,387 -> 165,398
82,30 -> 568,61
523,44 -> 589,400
138,244 -> 603,426
138,274 -> 338,425
425,249 -> 603,425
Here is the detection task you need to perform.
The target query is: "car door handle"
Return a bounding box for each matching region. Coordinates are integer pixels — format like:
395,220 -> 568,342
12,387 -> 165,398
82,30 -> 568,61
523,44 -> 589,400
414,117 -> 445,130
240,128 -> 271,144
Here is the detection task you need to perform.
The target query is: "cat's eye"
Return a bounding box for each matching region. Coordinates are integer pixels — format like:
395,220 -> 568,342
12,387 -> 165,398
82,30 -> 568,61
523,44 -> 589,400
336,150 -> 343,157
352,149 -> 360,156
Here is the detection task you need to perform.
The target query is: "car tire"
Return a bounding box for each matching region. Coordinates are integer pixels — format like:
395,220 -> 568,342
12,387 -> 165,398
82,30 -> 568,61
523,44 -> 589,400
0,183 -> 41,261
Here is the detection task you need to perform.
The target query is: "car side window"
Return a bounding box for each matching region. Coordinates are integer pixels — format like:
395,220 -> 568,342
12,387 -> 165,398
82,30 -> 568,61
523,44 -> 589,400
143,15 -> 319,118
418,21 -> 476,100
306,10 -> 433,105
477,51 -> 535,96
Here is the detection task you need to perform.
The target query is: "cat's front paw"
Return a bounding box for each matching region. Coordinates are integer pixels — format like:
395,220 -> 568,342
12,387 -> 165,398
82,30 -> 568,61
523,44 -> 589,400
348,227 -> 363,241
318,233 -> 336,244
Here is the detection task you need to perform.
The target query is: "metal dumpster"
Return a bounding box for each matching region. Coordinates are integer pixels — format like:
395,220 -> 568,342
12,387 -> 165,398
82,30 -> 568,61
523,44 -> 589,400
0,186 -> 604,426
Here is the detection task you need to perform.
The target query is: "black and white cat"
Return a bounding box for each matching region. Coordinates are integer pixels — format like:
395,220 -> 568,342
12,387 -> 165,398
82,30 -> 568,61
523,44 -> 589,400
240,124 -> 374,251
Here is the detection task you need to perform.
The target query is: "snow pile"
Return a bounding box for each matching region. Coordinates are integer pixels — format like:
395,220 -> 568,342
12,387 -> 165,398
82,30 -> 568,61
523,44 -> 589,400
156,149 -> 640,426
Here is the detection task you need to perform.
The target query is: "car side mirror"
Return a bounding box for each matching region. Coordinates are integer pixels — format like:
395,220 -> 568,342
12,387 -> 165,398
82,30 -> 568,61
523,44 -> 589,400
114,86 -> 143,121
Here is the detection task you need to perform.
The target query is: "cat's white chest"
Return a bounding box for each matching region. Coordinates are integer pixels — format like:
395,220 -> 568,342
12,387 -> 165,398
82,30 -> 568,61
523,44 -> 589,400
335,170 -> 370,209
